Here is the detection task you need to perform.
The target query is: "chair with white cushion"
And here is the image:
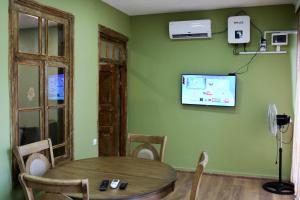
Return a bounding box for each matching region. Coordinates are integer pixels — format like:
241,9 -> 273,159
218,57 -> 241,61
127,134 -> 167,162
13,139 -> 55,176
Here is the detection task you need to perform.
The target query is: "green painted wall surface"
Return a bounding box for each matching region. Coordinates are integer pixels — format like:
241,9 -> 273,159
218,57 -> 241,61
38,0 -> 130,160
0,0 -> 130,199
0,0 -> 12,199
128,5 -> 296,179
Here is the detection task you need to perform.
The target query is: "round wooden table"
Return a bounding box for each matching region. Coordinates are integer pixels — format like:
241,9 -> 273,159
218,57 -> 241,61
44,157 -> 177,200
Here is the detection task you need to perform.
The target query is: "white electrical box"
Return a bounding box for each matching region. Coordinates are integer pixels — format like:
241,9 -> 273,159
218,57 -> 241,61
228,16 -> 250,44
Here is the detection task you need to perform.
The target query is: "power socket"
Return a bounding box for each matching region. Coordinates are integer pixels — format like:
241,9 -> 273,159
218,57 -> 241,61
92,138 -> 97,146
259,39 -> 267,52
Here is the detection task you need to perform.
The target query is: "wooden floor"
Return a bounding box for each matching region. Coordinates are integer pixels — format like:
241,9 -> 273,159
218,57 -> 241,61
164,172 -> 295,200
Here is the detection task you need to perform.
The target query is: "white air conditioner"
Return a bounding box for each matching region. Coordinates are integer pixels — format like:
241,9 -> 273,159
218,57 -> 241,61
169,20 -> 212,40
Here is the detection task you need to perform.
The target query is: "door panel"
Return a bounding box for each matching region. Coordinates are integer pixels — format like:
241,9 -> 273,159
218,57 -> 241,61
98,65 -> 119,156
98,27 -> 127,157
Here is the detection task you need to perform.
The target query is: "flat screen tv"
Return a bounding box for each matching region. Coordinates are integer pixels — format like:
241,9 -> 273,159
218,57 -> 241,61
48,74 -> 65,101
181,74 -> 236,107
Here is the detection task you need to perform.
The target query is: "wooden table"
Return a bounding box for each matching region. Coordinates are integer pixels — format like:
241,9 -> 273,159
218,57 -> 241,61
44,157 -> 177,200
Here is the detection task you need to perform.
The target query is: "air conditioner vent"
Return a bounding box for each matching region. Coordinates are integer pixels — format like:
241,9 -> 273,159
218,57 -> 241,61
172,33 -> 209,39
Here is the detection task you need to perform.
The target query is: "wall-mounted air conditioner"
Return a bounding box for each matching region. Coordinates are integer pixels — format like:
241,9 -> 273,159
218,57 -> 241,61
169,20 -> 212,40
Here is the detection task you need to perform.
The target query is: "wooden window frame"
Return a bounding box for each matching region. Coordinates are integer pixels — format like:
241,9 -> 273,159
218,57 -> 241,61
9,0 -> 74,182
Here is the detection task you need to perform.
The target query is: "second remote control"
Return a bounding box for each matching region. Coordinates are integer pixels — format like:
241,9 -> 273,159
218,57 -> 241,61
110,179 -> 120,189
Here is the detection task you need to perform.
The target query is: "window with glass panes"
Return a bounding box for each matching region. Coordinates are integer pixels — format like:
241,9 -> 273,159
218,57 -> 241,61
10,0 -> 74,178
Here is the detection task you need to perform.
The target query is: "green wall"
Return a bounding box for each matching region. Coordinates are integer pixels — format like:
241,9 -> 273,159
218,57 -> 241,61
0,0 -> 130,199
128,5 -> 296,179
0,0 -> 297,199
0,0 -> 12,199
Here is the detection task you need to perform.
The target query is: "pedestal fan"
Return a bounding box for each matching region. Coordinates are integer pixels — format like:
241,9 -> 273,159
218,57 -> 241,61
263,104 -> 294,195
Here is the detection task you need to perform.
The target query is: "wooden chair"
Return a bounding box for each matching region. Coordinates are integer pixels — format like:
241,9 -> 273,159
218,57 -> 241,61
127,134 -> 167,162
19,173 -> 89,200
13,139 -> 55,176
189,151 -> 208,200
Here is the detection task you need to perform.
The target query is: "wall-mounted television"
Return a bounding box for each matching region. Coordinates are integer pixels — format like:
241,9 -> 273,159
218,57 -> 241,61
181,74 -> 236,107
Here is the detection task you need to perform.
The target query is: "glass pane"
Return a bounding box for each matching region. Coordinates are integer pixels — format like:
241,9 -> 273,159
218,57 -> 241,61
48,20 -> 65,56
18,64 -> 40,108
114,47 -> 120,61
53,146 -> 65,157
19,111 -> 40,145
48,108 -> 65,146
48,67 -> 65,105
19,13 -> 39,54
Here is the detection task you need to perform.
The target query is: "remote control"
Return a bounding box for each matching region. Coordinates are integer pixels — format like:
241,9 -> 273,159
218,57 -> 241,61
119,182 -> 128,190
110,179 -> 120,189
99,180 -> 109,191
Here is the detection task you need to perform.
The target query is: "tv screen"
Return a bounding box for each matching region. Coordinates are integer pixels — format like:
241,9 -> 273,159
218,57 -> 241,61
181,74 -> 236,107
48,74 -> 65,101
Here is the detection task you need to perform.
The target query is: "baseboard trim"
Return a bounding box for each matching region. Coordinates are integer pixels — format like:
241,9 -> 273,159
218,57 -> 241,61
174,167 -> 291,181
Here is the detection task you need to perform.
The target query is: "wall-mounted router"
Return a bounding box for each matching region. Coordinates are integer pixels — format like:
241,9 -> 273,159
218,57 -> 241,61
228,16 -> 250,44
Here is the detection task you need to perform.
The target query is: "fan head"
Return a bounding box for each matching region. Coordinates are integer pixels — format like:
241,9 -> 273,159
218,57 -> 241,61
268,104 -> 278,136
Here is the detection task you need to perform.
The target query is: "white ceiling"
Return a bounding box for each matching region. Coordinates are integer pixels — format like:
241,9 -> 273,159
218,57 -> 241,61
102,0 -> 293,16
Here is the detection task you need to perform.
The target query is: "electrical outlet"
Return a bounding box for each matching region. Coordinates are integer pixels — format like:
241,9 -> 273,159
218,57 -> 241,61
93,138 -> 98,146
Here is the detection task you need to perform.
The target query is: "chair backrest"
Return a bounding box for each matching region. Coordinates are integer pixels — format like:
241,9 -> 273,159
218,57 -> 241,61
127,134 -> 167,162
19,173 -> 89,200
190,152 -> 208,200
13,139 -> 55,176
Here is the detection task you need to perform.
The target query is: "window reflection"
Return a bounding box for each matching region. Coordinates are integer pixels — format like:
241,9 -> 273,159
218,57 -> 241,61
19,111 -> 41,145
18,13 -> 39,54
48,20 -> 65,56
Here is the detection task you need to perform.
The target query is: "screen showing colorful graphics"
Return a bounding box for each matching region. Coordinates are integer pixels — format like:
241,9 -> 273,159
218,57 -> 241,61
48,74 -> 64,100
181,74 -> 236,107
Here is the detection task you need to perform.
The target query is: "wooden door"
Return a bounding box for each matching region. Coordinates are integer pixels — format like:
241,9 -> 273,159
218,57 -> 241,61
98,26 -> 128,156
98,65 -> 120,156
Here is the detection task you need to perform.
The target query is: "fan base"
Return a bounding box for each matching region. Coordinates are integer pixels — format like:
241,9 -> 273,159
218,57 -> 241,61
263,181 -> 294,195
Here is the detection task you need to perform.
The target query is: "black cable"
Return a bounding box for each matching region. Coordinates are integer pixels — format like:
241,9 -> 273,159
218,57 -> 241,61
282,123 -> 290,133
233,44 -> 238,55
212,28 -> 227,35
250,21 -> 263,39
282,124 -> 293,144
234,46 -> 260,74
282,133 -> 293,144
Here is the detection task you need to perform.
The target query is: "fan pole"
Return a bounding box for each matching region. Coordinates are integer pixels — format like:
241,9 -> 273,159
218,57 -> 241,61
262,128 -> 294,195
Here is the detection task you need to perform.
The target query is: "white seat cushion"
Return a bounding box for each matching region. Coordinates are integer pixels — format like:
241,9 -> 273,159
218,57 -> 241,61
26,153 -> 51,176
137,149 -> 155,160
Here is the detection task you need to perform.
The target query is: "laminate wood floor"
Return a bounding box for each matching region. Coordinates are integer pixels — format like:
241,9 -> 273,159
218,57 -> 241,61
163,172 -> 295,200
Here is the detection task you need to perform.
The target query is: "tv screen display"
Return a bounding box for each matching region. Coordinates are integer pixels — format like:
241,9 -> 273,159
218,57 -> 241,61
181,74 -> 236,107
48,74 -> 65,101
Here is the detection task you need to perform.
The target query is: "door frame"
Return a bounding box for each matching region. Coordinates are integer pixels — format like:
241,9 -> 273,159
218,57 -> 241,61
98,25 -> 128,156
